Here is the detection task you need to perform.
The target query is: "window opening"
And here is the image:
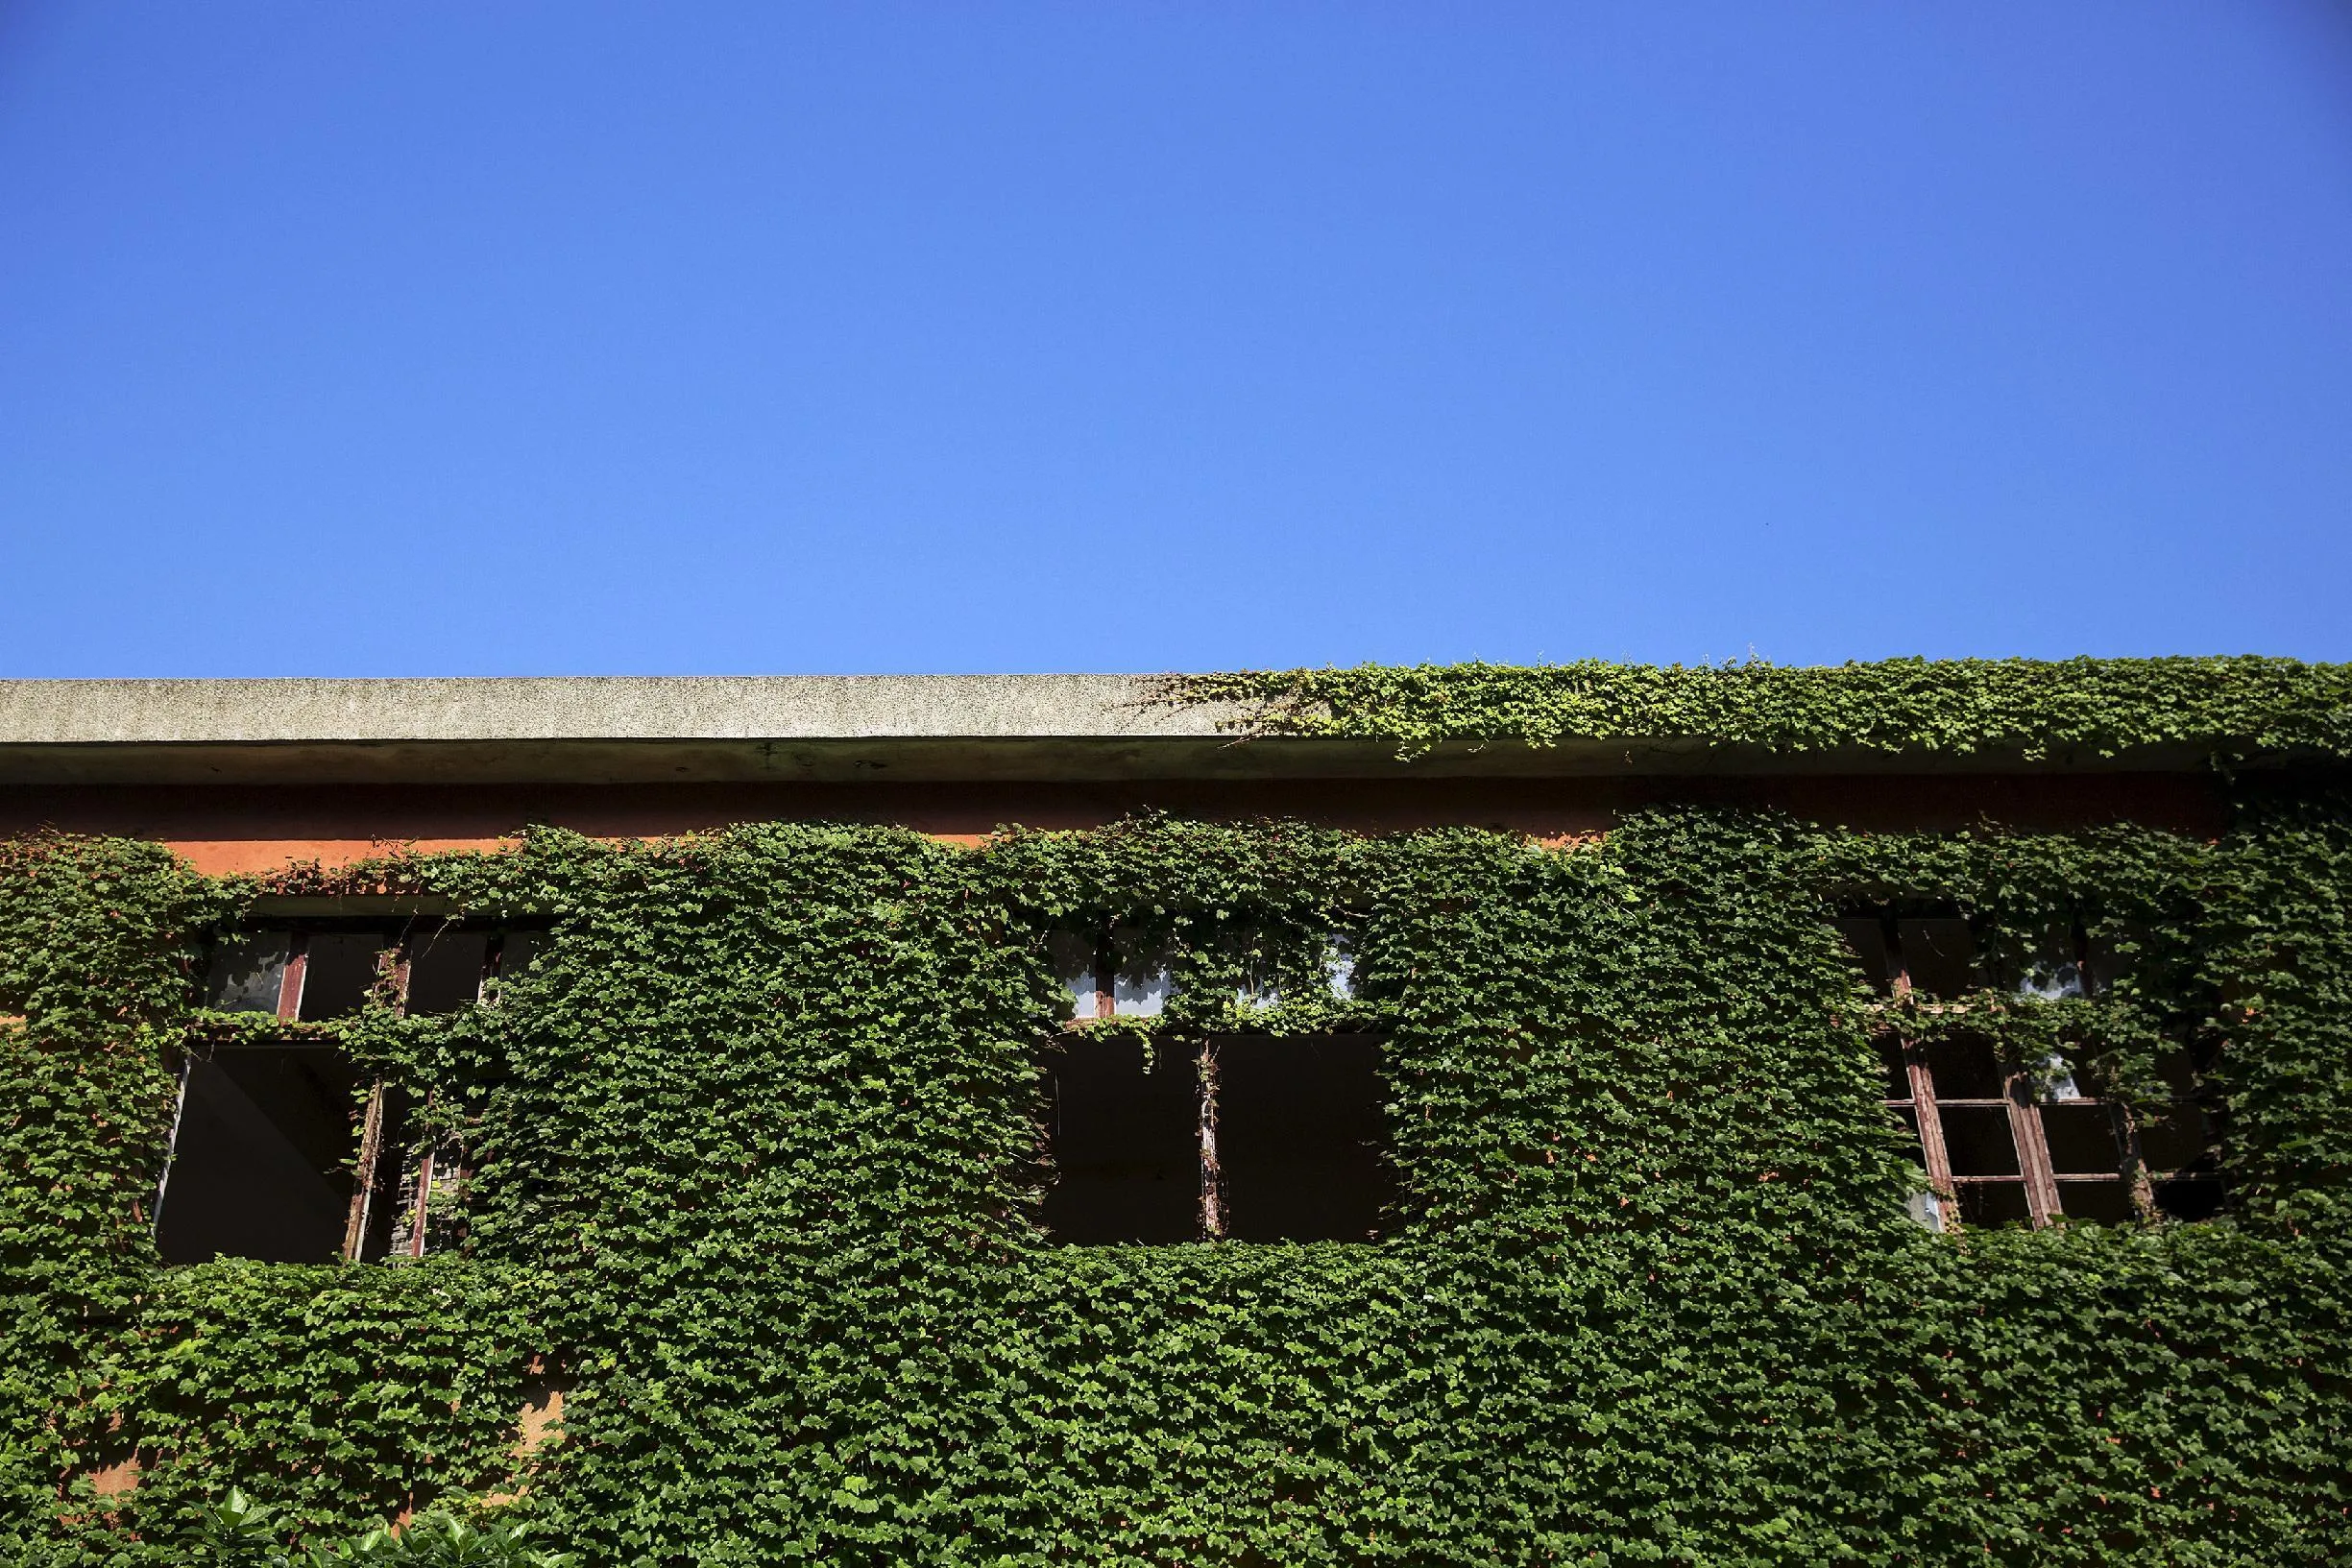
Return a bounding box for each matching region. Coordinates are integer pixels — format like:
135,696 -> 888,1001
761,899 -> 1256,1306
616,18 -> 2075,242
1053,929 -> 1175,1020
405,929 -> 491,1015
1843,905 -> 2213,1228
1325,935 -> 1356,1001
2018,923 -> 2089,1001
1042,926 -> 1389,1243
156,1043 -> 366,1265
295,932 -> 385,1021
206,931 -> 290,1013
1039,1035 -> 1198,1244
2133,1046 -> 2224,1220
1892,913 -> 1976,999
163,916 -> 535,1264
1214,1034 -> 1390,1242
493,928 -> 546,987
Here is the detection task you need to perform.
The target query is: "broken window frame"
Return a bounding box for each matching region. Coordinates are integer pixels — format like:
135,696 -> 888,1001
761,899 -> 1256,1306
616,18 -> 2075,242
1855,905 -> 2199,1229
160,916 -> 532,1265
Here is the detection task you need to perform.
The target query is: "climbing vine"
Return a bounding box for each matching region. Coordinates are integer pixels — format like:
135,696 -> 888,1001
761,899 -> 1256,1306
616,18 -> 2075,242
1164,656 -> 2352,760
2,660 -> 2348,1565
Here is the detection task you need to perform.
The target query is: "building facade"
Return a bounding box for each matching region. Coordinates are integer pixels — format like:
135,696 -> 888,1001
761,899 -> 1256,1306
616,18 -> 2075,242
3,663 -> 2346,1564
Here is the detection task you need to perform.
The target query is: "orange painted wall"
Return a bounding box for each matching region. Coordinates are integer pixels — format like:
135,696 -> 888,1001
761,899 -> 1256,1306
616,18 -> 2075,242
0,773 -> 2227,877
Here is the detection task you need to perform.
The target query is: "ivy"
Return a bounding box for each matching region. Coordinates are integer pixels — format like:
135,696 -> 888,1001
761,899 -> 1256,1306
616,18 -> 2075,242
2,691 -> 2350,1562
1164,656 -> 2352,760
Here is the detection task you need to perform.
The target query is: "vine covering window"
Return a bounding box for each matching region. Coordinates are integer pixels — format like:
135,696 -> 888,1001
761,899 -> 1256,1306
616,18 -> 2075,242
1837,905 -> 2221,1227
157,920 -> 539,1266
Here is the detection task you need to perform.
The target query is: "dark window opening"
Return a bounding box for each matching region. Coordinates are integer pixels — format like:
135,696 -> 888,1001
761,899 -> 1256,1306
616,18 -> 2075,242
2135,1104 -> 2209,1173
296,933 -> 386,1021
1040,1035 -> 1198,1244
1216,1034 -> 1390,1242
1834,904 -> 1977,998
1835,918 -> 1895,995
1039,1025 -> 1390,1245
2042,1103 -> 2126,1175
406,929 -> 491,1015
1956,1182 -> 2030,1227
1894,915 -> 1976,999
2057,1181 -> 2136,1223
493,928 -> 545,986
1924,1036 -> 2005,1101
1940,1106 -> 2022,1177
2152,1176 -> 2225,1221
157,1046 -> 361,1265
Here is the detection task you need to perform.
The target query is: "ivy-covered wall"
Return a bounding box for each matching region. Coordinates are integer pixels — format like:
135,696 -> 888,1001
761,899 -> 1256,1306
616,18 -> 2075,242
5,660 -> 2351,1565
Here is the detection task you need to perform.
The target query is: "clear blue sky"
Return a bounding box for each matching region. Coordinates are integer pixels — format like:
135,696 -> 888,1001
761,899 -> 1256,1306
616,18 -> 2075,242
5,3 -> 2350,677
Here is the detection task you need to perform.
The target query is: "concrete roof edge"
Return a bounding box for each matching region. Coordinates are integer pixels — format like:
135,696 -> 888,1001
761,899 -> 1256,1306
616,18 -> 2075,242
0,674 -> 1237,743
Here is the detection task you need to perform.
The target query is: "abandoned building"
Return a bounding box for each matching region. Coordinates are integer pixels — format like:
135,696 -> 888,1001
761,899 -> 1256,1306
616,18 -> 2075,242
3,666 -> 2345,1563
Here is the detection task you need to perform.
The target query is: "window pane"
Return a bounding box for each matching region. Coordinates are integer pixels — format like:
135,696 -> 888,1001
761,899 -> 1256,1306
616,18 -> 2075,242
1896,917 -> 1976,998
1955,1182 -> 2030,1226
2153,1178 -> 2224,1221
206,932 -> 289,1013
404,931 -> 489,1015
1217,1034 -> 1390,1242
2057,1181 -> 2135,1223
2136,1105 -> 2211,1175
1041,1037 -> 1198,1244
1326,936 -> 1355,1001
2153,1048 -> 2202,1100
1875,1038 -> 1911,1101
2016,924 -> 2086,1001
1834,918 -> 1893,993
1924,1036 -> 2005,1102
297,934 -> 385,1021
157,1047 -> 360,1264
500,929 -> 545,973
1048,931 -> 1098,1021
1940,1107 -> 2022,1176
2043,1103 -> 2124,1175
1110,936 -> 1173,1018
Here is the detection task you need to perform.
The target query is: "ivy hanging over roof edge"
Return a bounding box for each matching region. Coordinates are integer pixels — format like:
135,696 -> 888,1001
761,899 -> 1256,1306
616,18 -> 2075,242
1159,656 -> 2352,760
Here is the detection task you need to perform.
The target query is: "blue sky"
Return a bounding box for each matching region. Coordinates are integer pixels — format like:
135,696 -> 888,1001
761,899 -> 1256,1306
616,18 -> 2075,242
4,3 -> 2349,677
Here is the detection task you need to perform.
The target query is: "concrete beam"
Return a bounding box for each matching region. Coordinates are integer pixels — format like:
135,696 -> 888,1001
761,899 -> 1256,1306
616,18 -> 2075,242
0,674 -> 2234,784
0,675 -> 1223,744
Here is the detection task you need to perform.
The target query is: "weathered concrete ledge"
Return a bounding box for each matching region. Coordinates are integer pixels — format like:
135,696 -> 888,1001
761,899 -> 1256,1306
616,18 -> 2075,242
0,675 -> 1223,744
0,675 -> 2237,784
